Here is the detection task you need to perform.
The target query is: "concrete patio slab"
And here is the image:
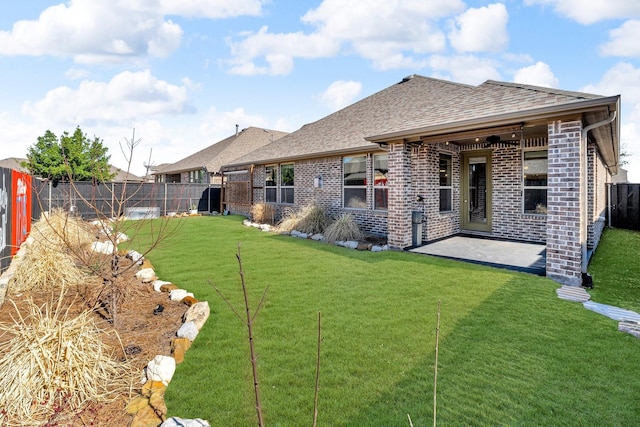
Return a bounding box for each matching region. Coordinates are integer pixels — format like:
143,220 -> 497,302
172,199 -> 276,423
409,235 -> 546,275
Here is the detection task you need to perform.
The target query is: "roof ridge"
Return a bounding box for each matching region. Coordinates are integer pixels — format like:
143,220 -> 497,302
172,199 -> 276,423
482,80 -> 598,99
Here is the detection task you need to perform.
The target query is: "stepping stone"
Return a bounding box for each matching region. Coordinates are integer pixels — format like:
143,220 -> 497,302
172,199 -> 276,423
618,321 -> 640,338
556,285 -> 591,302
583,301 -> 640,323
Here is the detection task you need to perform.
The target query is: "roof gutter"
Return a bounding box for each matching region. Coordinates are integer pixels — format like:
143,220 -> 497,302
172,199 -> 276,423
581,111 -> 617,279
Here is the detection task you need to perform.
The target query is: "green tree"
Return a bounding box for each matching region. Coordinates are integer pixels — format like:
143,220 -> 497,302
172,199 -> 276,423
24,127 -> 115,182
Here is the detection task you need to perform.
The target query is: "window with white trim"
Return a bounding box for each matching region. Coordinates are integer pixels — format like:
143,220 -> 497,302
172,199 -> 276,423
343,156 -> 367,208
280,163 -> 294,204
373,153 -> 388,210
439,154 -> 452,212
265,165 -> 276,203
523,150 -> 548,214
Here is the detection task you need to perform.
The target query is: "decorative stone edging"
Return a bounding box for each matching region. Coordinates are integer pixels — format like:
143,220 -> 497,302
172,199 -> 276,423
0,237 -> 211,427
124,249 -> 211,427
242,219 -> 390,252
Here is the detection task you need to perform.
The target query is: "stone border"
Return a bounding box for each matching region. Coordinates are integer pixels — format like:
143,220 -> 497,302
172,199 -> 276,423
242,219 -> 390,252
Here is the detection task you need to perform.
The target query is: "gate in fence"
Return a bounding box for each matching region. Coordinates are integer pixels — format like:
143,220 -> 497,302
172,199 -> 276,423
610,183 -> 640,231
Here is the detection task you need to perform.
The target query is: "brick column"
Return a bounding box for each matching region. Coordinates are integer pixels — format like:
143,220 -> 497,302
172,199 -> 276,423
546,119 -> 583,286
387,142 -> 412,248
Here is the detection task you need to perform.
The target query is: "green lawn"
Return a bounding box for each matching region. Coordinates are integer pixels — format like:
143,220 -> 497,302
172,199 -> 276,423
134,216 -> 640,426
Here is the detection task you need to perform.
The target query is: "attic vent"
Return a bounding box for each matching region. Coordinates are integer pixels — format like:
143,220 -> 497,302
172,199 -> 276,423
400,74 -> 415,83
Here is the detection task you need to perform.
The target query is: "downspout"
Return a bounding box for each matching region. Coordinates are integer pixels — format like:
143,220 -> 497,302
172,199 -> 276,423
580,111 -> 616,277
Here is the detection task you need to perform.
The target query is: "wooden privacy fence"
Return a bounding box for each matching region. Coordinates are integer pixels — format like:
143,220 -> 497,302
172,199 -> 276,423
32,180 -> 221,219
610,183 -> 640,231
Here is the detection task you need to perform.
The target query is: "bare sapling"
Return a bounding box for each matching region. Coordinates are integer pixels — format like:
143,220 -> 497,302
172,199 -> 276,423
212,244 -> 324,427
211,243 -> 268,427
29,128 -> 182,327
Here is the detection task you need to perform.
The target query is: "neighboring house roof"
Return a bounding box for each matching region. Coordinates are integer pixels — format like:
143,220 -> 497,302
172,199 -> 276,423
0,157 -> 28,173
0,157 -> 143,182
155,126 -> 289,175
110,166 -> 144,182
224,75 -> 620,172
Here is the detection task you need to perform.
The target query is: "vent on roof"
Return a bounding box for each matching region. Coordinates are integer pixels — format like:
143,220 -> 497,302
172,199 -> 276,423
400,74 -> 415,83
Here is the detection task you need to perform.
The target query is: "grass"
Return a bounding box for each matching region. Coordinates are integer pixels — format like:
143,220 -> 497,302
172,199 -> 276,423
587,227 -> 640,313
133,216 -> 640,426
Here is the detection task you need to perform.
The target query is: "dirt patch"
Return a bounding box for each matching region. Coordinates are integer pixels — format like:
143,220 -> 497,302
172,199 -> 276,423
0,256 -> 189,426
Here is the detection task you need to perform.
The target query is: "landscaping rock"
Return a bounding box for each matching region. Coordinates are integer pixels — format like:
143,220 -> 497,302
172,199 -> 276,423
91,240 -> 115,254
153,280 -> 174,292
145,355 -> 176,386
127,249 -> 144,263
169,289 -> 194,301
181,295 -> 198,306
259,224 -> 271,232
161,418 -> 211,427
177,321 -> 199,341
291,230 -> 308,239
183,301 -> 210,330
131,403 -> 163,427
371,245 -> 383,252
171,338 -> 192,364
136,268 -> 156,282
311,233 -> 324,241
160,283 -> 179,292
357,243 -> 372,251
344,240 -> 359,249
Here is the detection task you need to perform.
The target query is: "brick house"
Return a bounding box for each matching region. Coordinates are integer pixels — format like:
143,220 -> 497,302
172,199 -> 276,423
153,126 -> 288,184
222,75 -> 620,287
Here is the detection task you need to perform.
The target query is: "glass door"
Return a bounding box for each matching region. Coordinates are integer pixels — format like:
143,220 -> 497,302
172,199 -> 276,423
461,152 -> 492,232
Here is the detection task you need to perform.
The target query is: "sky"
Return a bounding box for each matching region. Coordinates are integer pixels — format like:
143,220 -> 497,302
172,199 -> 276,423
0,0 -> 639,181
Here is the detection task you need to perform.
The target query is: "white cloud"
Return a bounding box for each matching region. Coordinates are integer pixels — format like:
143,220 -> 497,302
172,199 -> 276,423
428,55 -> 501,85
0,0 -> 265,64
580,62 -> 640,101
524,0 -> 640,25
22,70 -> 194,126
198,107 -> 268,137
599,20 -> 640,57
581,62 -> 640,182
318,80 -> 363,111
448,3 -> 509,53
226,0 -> 466,75
513,61 -> 560,88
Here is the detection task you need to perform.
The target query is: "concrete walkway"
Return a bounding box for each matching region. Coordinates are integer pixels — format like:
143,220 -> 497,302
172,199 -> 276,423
409,235 -> 546,275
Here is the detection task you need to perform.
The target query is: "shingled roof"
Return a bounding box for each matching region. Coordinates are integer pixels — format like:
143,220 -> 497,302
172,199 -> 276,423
155,126 -> 288,175
224,75 -> 619,168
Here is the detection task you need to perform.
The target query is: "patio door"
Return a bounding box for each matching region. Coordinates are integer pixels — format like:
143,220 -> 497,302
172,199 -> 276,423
461,152 -> 492,232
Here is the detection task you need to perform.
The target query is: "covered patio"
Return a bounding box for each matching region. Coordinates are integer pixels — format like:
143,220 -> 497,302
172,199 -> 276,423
409,235 -> 546,276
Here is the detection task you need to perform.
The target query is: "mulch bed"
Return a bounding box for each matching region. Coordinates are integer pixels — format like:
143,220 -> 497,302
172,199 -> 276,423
0,257 -> 189,426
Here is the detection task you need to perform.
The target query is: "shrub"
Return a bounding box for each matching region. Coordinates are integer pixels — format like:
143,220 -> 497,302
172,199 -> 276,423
324,214 -> 363,243
295,204 -> 330,235
250,203 -> 276,225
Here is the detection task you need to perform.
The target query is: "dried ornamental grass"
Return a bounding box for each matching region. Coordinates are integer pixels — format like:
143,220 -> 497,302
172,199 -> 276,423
324,214 -> 363,243
295,204 -> 330,235
31,208 -> 94,251
10,243 -> 86,293
276,207 -> 302,232
250,202 -> 276,225
0,298 -> 132,426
